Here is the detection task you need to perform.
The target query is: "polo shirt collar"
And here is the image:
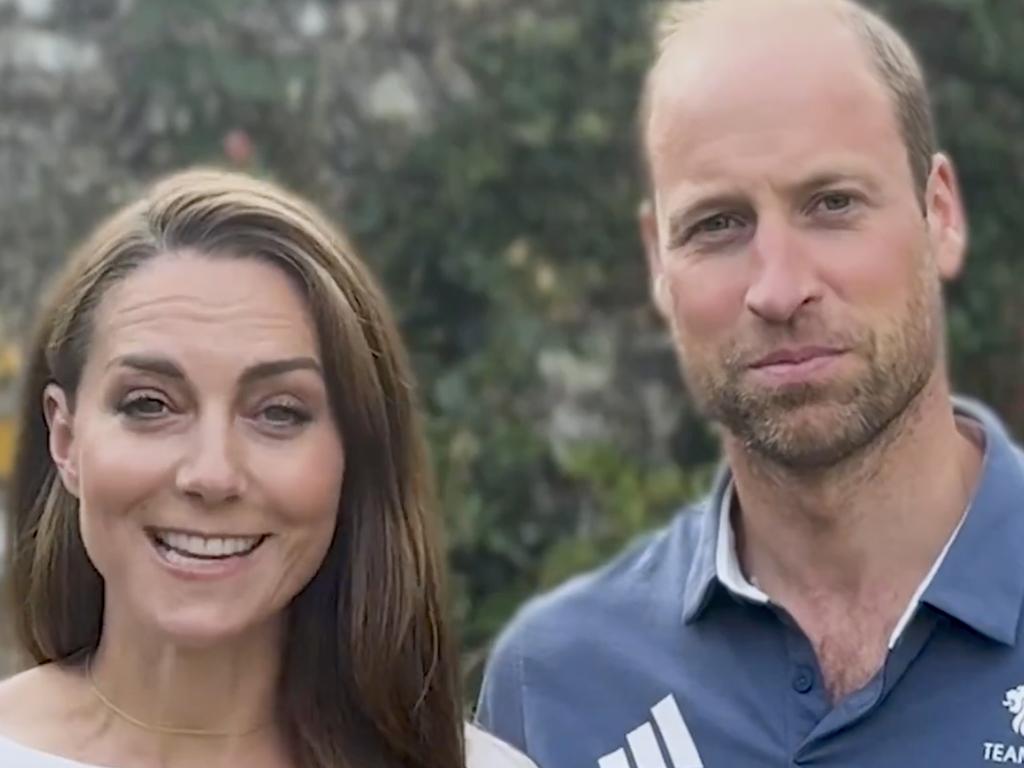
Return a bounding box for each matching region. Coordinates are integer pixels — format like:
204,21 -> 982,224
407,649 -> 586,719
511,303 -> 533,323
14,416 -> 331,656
918,398 -> 1024,645
683,398 -> 1024,647
682,465 -> 742,621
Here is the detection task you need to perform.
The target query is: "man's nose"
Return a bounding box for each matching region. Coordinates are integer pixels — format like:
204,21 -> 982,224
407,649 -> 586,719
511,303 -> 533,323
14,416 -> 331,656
744,217 -> 823,324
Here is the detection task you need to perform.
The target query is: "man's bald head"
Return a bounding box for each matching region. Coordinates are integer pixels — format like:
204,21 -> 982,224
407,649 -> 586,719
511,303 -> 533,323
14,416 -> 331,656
639,0 -> 937,202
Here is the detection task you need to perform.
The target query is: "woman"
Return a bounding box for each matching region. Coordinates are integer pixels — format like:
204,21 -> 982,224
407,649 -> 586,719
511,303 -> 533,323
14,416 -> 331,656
0,168 -> 534,768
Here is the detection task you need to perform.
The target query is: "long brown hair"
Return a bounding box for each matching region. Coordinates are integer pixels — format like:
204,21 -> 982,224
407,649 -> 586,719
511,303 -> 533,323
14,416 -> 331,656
5,168 -> 463,768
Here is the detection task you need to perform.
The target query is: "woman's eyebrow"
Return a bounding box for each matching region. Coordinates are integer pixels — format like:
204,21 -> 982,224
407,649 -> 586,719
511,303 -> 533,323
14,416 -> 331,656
105,355 -> 323,386
106,354 -> 185,380
238,357 -> 323,387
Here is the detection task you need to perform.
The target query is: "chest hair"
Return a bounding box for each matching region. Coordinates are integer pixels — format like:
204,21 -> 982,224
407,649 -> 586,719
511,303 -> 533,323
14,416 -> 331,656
790,597 -> 903,702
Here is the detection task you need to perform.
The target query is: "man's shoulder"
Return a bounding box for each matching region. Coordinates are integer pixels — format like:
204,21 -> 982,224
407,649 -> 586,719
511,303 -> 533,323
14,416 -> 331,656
490,499 -> 711,665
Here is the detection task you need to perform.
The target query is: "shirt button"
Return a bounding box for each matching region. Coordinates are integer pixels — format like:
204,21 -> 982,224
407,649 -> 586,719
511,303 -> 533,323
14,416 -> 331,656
792,667 -> 815,694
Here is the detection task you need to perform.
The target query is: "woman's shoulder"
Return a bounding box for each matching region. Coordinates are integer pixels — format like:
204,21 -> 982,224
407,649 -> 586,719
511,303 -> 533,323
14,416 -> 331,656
0,665 -> 56,734
0,664 -> 92,755
465,724 -> 538,768
0,667 -> 99,766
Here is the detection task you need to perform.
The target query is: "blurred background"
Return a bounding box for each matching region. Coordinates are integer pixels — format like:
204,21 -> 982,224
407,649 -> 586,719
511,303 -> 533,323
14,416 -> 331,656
0,0 -> 1021,694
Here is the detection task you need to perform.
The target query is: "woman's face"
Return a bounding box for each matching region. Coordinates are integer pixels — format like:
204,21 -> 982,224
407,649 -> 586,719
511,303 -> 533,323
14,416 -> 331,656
46,251 -> 345,646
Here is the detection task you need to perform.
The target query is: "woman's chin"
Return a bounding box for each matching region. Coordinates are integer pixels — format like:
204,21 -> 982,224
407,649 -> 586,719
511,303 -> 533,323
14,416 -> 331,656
149,615 -> 256,649
124,598 -> 279,650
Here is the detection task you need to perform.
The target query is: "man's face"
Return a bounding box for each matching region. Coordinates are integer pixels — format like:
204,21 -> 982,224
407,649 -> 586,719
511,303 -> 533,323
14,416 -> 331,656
642,5 -> 965,470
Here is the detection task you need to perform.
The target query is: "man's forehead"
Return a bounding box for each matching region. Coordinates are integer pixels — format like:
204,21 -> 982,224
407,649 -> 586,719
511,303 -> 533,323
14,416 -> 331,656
645,2 -> 895,178
650,2 -> 872,114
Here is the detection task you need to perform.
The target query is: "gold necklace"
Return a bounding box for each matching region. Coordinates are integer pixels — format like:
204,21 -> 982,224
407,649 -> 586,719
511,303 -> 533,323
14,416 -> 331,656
87,656 -> 269,738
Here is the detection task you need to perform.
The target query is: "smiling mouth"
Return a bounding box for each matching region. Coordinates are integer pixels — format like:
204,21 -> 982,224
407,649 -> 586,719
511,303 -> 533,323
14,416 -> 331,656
146,528 -> 269,563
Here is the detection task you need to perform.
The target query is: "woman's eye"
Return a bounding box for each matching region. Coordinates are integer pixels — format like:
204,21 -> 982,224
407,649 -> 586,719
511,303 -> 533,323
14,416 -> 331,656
118,394 -> 170,419
260,403 -> 311,428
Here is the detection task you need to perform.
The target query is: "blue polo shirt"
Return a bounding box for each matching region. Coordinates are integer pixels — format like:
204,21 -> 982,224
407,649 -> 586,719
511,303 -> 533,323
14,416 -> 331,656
476,399 -> 1024,767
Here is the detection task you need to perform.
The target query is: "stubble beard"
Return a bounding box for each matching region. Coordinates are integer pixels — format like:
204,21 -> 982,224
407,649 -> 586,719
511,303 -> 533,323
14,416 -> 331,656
681,259 -> 942,472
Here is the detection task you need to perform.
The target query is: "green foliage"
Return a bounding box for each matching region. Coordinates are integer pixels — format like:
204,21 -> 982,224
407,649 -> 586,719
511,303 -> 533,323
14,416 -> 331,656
112,0 -> 322,180
538,443 -> 712,589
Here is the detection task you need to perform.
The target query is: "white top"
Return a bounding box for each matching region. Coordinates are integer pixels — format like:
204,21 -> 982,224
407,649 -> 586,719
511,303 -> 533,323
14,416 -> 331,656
0,725 -> 536,768
0,733 -> 91,767
466,724 -> 538,767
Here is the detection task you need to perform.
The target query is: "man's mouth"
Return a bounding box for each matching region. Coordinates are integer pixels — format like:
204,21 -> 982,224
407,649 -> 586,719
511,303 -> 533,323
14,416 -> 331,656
147,528 -> 269,564
750,346 -> 846,369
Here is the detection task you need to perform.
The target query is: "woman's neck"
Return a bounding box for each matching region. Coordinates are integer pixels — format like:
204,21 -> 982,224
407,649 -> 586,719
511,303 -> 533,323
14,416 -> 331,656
86,606 -> 288,765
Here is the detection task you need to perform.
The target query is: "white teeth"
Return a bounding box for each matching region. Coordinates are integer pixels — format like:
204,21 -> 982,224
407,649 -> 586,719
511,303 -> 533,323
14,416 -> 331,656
154,531 -> 261,558
163,547 -> 197,568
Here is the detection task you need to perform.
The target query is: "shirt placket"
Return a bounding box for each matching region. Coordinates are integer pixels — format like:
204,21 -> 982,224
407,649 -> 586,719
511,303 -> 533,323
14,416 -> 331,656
788,608 -> 942,764
776,606 -> 832,763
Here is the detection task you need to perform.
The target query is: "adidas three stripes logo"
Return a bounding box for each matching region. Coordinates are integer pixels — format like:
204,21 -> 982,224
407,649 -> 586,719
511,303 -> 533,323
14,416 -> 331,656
597,695 -> 704,768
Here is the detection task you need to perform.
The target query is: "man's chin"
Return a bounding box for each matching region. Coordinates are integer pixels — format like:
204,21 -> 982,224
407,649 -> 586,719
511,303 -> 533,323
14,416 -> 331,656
715,384 -> 852,429
746,431 -> 865,471
723,400 -> 875,470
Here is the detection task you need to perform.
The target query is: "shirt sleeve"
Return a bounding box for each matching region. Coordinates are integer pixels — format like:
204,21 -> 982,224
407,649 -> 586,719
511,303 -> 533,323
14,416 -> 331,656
474,624 -> 528,754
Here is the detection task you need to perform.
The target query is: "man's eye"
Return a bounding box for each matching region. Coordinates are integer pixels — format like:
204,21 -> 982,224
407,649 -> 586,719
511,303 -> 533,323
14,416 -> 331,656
816,193 -> 854,212
694,213 -> 740,234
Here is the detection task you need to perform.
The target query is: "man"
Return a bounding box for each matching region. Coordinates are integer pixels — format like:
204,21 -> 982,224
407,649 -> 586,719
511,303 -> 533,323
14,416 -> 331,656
476,1 -> 1024,766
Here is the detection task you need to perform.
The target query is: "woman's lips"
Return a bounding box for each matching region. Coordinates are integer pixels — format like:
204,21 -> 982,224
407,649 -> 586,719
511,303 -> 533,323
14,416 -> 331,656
146,527 -> 270,581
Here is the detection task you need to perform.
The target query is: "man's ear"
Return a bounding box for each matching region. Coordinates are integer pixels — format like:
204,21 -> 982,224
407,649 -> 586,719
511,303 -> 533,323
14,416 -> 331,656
43,383 -> 80,497
924,153 -> 968,281
639,199 -> 671,317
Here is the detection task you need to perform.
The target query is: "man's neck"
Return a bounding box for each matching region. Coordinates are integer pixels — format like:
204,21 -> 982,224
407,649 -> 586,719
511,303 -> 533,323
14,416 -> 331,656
726,377 -> 984,615
723,378 -> 984,701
